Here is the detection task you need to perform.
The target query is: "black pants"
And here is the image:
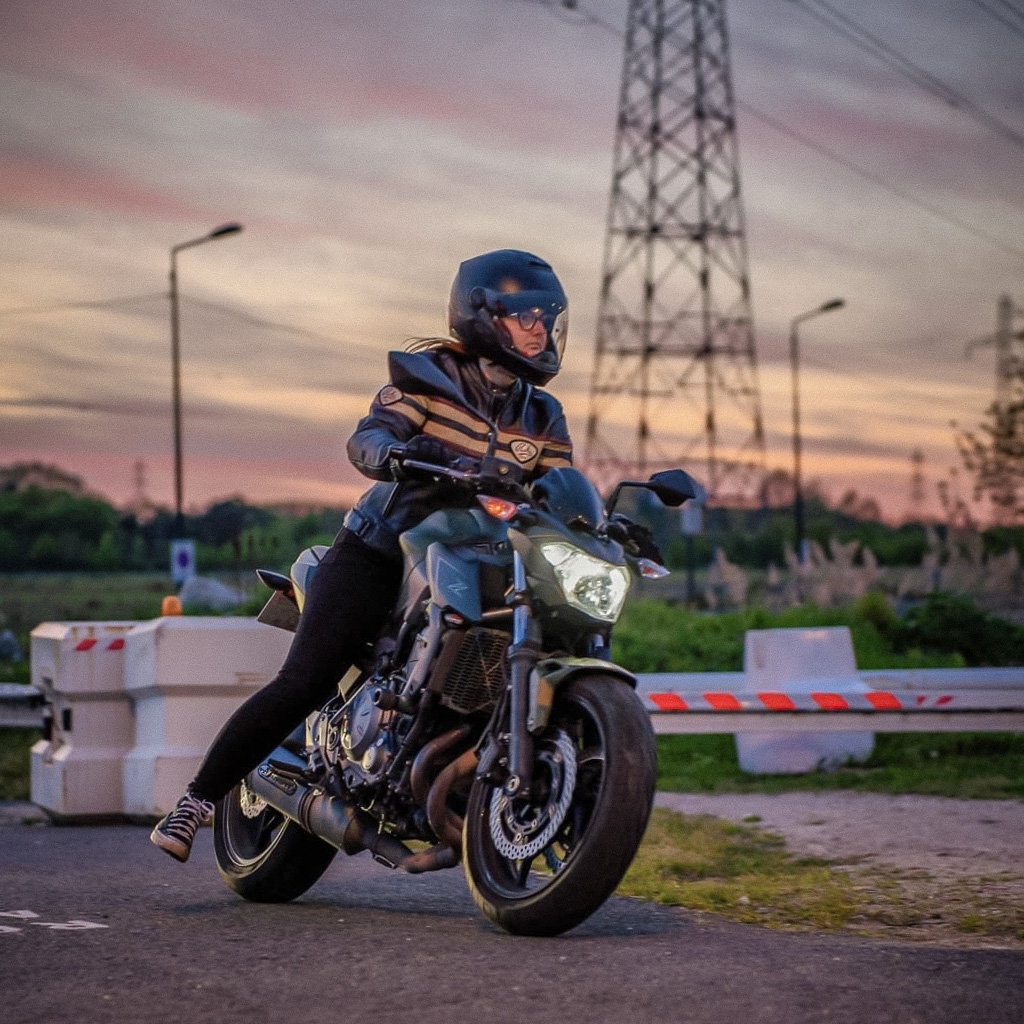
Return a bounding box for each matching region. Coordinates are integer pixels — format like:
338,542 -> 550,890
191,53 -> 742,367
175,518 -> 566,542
191,530 -> 403,803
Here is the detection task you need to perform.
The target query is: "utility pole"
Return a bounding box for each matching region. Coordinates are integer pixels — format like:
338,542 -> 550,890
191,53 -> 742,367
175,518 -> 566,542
906,448 -> 926,524
168,222 -> 243,537
790,298 -> 845,564
585,0 -> 765,502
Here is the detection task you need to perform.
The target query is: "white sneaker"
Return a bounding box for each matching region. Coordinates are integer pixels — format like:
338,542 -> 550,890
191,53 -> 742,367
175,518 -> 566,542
149,791 -> 215,863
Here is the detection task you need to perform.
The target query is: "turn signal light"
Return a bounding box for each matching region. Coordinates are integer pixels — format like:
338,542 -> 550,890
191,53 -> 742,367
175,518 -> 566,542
477,495 -> 518,520
636,558 -> 670,579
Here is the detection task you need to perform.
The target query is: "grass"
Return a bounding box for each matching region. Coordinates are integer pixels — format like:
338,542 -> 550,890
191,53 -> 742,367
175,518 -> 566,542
0,728 -> 39,800
655,732 -> 1024,800
3,575 -> 1022,937
0,570 -> 260,643
619,808 -> 861,929
621,810 -> 1024,943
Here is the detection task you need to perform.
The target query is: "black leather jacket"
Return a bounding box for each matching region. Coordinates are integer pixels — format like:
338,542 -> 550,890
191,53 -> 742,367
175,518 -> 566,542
344,347 -> 573,559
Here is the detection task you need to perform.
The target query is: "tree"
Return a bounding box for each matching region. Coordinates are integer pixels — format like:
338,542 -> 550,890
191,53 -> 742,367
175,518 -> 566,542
0,462 -> 86,494
956,377 -> 1024,524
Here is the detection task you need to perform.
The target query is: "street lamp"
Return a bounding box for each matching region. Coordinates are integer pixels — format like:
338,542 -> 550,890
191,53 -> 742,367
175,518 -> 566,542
790,297 -> 845,568
169,222 -> 243,537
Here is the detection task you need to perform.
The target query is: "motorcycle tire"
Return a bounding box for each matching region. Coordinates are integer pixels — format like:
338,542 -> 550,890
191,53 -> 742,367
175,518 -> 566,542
462,674 -> 657,937
214,781 -> 337,903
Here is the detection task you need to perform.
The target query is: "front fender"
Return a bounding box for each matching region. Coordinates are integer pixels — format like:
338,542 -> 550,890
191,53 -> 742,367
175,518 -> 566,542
528,656 -> 636,734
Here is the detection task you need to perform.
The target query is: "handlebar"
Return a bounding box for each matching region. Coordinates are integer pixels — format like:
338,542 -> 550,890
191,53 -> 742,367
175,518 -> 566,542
399,456 -> 532,502
399,455 -> 666,567
400,457 -> 479,483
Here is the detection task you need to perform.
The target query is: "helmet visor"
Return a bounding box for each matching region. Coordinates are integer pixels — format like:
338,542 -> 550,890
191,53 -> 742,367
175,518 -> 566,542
485,288 -> 568,373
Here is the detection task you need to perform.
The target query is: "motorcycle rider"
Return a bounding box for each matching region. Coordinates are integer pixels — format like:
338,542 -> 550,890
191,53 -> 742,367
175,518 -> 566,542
151,249 -> 574,862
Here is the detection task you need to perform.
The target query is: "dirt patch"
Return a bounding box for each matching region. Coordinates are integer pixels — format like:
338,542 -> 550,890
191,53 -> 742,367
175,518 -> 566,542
655,791 -> 1024,949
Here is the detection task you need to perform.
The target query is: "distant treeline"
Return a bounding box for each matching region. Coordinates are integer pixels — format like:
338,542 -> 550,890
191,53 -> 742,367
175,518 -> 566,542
3,479 -> 1024,575
619,488 -> 1024,571
0,486 -> 345,573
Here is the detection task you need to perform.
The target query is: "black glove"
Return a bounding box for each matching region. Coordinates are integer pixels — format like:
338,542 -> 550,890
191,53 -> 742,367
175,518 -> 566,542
399,434 -> 457,467
630,523 -> 663,563
609,515 -> 663,563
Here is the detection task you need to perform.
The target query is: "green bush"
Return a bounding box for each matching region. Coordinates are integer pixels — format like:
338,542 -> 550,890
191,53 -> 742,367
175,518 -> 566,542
610,592 -> 1009,674
890,590 -> 1024,666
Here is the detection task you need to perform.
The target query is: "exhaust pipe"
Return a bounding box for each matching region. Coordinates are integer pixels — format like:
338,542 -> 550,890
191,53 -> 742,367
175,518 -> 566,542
246,745 -> 462,874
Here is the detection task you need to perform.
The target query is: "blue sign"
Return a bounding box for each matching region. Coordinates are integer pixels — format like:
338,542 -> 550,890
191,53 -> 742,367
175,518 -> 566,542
170,540 -> 196,584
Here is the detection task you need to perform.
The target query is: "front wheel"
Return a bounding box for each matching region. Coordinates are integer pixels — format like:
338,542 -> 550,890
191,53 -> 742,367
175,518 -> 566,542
213,779 -> 337,902
462,675 -> 657,936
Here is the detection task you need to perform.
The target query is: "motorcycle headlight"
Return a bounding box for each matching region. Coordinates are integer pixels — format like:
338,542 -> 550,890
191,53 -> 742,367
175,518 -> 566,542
540,542 -> 630,623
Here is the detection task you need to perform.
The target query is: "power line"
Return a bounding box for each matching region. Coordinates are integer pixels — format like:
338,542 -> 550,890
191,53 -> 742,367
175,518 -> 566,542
0,396 -> 224,417
0,292 -> 167,319
737,100 -> 1024,261
0,289 -> 354,352
183,295 -> 350,350
516,0 -> 1024,263
966,0 -> 1024,39
997,0 -> 1024,19
797,353 -> 992,405
509,0 -> 621,33
788,0 -> 1024,151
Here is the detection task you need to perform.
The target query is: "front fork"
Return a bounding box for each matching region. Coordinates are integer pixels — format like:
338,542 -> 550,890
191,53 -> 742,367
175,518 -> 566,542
505,550 -> 539,798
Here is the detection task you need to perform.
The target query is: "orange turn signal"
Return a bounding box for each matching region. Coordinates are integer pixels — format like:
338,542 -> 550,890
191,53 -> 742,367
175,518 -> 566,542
477,495 -> 518,520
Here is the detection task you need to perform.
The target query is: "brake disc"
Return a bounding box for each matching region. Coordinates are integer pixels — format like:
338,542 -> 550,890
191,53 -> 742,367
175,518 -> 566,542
487,729 -> 577,861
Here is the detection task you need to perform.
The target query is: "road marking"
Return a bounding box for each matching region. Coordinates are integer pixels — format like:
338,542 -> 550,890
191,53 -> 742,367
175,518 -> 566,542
1,909 -> 108,934
31,920 -> 108,931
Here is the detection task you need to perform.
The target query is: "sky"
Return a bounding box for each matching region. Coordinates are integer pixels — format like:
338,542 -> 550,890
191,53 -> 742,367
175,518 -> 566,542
2,0 -> 1023,521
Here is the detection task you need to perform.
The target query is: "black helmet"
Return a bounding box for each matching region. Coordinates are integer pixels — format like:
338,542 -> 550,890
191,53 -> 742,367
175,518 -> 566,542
447,249 -> 568,386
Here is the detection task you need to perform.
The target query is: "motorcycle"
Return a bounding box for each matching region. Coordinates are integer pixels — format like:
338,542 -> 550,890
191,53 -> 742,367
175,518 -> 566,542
212,356 -> 701,936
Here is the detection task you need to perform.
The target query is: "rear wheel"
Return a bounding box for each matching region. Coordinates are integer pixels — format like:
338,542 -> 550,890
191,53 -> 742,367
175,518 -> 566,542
462,675 -> 656,936
213,779 -> 337,902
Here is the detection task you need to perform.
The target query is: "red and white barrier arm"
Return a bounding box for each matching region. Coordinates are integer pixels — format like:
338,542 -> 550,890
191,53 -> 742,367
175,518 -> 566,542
635,669 -> 1024,734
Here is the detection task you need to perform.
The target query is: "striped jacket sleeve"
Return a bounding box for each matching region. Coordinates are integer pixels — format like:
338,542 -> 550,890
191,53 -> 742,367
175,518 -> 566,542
534,408 -> 574,474
347,383 -> 428,481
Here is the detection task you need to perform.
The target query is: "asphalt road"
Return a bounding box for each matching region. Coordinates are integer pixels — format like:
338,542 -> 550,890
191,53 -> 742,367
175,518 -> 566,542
1,820 -> 1021,1024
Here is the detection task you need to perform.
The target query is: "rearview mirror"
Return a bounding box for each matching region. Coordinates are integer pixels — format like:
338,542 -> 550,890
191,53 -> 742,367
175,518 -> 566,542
604,468 -> 705,516
646,469 -> 704,507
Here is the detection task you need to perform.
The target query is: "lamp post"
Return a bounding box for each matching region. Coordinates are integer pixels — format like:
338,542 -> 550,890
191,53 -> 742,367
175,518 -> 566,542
790,298 -> 845,568
169,222 -> 242,537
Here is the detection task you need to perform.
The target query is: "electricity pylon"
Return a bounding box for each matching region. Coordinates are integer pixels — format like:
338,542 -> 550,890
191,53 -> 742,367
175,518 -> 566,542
905,448 -> 926,523
584,0 -> 765,501
965,294 -> 1024,403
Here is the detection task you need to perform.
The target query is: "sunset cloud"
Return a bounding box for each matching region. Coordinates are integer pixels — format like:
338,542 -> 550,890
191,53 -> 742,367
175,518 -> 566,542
1,0 -> 1021,522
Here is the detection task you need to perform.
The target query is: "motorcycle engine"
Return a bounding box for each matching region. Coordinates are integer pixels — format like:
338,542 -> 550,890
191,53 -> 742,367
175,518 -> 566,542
316,684 -> 398,794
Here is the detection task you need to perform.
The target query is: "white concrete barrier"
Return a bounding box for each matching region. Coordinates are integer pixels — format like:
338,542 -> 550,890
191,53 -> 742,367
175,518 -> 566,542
29,621 -> 138,818
122,617 -> 292,817
736,627 -> 874,773
28,614 -> 1023,819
